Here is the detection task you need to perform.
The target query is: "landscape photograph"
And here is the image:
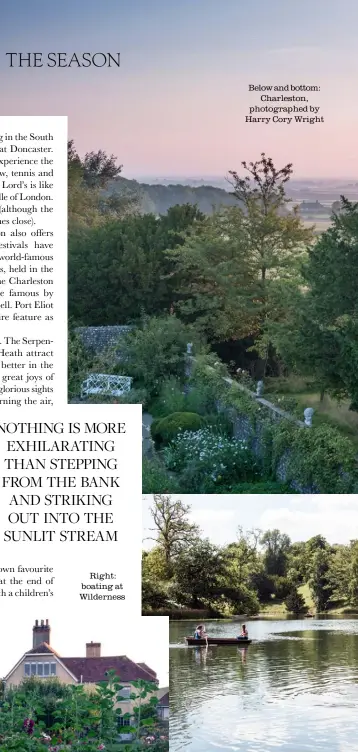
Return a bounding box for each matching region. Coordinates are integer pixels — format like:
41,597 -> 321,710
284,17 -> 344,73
67,146 -> 358,494
141,493 -> 358,751
51,2 -> 358,495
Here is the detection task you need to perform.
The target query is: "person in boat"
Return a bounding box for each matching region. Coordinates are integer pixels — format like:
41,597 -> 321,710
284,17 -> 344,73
240,624 -> 248,639
194,624 -> 207,639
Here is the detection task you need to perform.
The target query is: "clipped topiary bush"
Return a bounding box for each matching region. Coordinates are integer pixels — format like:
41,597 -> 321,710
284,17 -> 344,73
150,411 -> 204,447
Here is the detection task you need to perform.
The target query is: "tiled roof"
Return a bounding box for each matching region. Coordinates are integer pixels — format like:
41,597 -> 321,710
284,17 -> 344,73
61,656 -> 157,684
25,643 -> 60,656
137,662 -> 157,678
20,644 -> 157,685
158,692 -> 169,707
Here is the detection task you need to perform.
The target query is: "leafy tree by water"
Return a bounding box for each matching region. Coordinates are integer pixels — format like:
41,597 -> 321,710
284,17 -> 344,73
309,548 -> 334,612
260,529 -> 291,577
225,527 -> 261,585
147,495 -> 200,575
173,538 -> 227,607
285,588 -> 307,614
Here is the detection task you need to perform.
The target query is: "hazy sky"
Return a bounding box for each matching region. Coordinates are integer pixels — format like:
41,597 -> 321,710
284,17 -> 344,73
1,0 -> 358,177
143,494 -> 358,548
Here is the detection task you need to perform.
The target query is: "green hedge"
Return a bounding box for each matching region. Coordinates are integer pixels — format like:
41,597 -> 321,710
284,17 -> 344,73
150,411 -> 204,447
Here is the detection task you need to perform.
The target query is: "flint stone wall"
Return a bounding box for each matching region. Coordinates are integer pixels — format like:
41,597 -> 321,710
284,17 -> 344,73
75,325 -> 133,354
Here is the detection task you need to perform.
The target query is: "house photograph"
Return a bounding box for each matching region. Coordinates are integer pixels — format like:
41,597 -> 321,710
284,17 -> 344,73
0,615 -> 169,750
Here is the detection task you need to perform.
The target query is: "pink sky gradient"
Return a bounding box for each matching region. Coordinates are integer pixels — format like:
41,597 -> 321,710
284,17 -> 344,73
1,1 -> 358,178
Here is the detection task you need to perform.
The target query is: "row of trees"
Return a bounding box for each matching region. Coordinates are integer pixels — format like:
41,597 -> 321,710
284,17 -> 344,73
142,495 -> 358,615
68,144 -> 358,407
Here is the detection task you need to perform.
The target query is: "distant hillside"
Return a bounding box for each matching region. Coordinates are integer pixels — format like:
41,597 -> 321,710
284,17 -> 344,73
107,176 -> 239,215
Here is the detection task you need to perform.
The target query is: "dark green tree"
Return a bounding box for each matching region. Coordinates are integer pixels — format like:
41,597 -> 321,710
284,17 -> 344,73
68,206 -> 203,325
273,198 -> 358,407
285,588 -> 307,615
173,539 -> 226,607
309,548 -> 333,612
169,156 -> 312,371
260,529 -> 291,577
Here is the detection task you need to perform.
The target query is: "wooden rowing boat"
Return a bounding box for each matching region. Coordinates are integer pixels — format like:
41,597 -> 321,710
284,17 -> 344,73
185,636 -> 252,646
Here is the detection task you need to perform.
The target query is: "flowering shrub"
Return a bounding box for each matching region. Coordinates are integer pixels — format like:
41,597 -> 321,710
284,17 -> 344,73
163,428 -> 259,492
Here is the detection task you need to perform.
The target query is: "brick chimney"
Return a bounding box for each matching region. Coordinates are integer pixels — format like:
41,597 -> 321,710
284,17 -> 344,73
33,619 -> 50,648
86,641 -> 101,658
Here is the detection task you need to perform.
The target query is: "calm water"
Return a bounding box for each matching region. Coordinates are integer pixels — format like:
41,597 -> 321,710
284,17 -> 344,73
170,618 -> 358,751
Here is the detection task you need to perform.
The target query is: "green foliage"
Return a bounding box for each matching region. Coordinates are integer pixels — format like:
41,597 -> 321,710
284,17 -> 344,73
184,350 -> 358,492
118,315 -> 200,401
173,539 -> 227,607
142,578 -> 170,611
271,575 -> 292,600
69,204 -> 203,325
0,673 -> 167,751
67,328 -> 92,400
224,480 -> 294,494
142,457 -> 181,493
163,428 -> 259,492
285,588 -> 307,614
68,139 -> 137,231
272,422 -> 358,493
167,159 -> 312,346
309,546 -> 334,612
150,377 -> 217,419
147,495 -> 200,573
260,529 -> 291,577
272,199 -> 358,408
151,412 -> 204,448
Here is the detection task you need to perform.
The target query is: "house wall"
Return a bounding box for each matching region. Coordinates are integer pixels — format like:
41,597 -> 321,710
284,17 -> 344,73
82,682 -> 138,716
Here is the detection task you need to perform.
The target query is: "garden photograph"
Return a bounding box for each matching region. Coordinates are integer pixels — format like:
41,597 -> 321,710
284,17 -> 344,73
68,146 -> 358,494
0,617 -> 169,752
0,673 -> 167,752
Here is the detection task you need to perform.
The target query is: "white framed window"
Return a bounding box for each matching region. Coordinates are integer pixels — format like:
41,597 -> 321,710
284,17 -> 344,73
118,717 -> 131,727
23,662 -> 57,678
119,686 -> 131,699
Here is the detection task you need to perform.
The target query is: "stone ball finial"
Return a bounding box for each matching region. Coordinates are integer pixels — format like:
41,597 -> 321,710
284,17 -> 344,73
186,343 -> 193,355
304,407 -> 314,427
256,380 -> 264,397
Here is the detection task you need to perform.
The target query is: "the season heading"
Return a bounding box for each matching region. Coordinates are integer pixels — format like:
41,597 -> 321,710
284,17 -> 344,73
5,52 -> 120,68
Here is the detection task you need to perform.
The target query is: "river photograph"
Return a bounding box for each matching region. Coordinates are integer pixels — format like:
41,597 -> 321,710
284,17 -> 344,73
142,493 -> 358,748
170,617 -> 358,751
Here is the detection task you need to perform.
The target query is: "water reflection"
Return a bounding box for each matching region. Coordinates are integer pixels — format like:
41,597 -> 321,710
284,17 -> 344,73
170,618 -> 358,751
